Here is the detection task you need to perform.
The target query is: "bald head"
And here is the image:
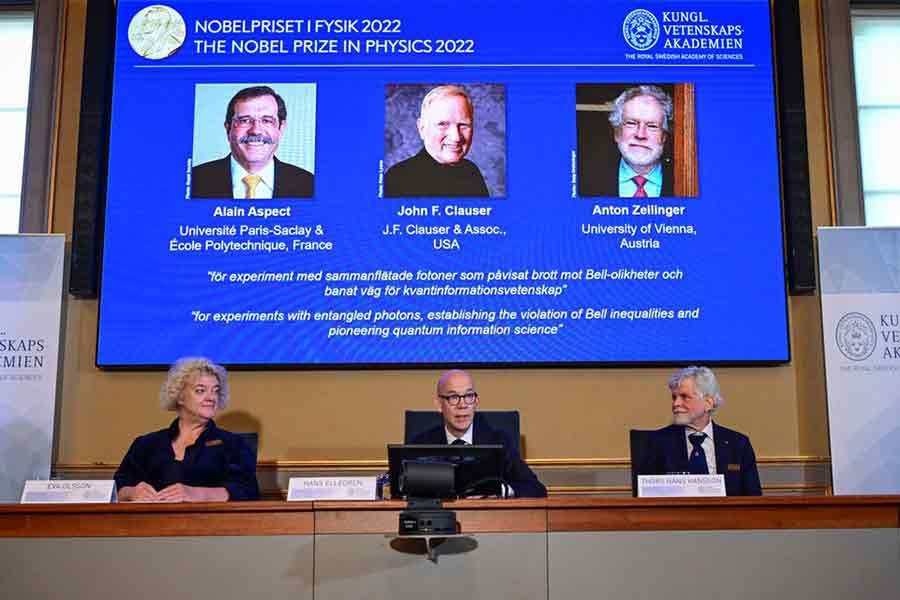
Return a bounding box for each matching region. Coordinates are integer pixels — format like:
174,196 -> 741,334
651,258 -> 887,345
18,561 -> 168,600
436,369 -> 472,394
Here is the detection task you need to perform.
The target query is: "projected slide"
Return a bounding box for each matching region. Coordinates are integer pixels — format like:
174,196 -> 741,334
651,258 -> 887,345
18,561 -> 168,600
98,0 -> 789,367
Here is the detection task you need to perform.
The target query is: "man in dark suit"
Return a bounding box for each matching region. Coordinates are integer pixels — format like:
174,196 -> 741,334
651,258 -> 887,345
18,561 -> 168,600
409,369 -> 547,498
191,85 -> 313,199
638,366 -> 762,496
579,84 -> 674,198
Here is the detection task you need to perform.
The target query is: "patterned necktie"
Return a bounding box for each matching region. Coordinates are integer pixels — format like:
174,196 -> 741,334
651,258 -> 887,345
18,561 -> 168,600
451,438 -> 467,446
632,175 -> 648,198
242,175 -> 261,199
688,433 -> 709,474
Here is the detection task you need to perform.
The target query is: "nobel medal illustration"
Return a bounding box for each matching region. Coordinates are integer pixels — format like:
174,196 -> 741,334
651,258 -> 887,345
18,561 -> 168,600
128,5 -> 186,60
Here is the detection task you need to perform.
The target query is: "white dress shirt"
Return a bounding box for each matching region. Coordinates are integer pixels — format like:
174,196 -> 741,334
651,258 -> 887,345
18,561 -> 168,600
444,424 -> 474,445
230,156 -> 275,199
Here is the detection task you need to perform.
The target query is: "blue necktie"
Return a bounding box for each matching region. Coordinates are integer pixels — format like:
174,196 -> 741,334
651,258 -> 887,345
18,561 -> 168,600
451,438 -> 467,446
688,433 -> 709,474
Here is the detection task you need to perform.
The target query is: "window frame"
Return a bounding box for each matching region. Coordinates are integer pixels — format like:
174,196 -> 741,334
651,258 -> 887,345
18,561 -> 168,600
850,7 -> 900,225
0,6 -> 34,232
822,0 -> 900,225
11,0 -> 64,233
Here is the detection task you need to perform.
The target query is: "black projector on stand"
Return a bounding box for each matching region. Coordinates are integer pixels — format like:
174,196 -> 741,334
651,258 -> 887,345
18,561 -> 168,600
387,444 -> 505,536
397,461 -> 458,535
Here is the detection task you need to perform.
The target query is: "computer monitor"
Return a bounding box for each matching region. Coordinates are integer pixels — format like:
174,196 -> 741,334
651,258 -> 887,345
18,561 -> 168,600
387,444 -> 504,500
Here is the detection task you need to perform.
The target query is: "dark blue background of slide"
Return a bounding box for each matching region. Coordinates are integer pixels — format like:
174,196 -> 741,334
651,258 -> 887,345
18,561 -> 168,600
98,0 -> 789,366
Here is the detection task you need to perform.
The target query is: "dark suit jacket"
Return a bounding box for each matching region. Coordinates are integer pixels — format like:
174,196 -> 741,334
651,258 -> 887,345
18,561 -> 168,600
579,156 -> 674,197
409,414 -> 547,498
191,156 -> 314,198
384,148 -> 489,197
114,419 -> 260,501
638,423 -> 762,496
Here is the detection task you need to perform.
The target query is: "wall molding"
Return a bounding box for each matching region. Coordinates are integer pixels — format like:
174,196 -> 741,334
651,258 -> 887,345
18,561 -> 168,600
54,456 -> 833,498
54,455 -> 831,472
546,483 -> 830,496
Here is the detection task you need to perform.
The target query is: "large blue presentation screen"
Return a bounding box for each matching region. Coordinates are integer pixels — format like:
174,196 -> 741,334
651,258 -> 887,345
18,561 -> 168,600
97,0 -> 789,367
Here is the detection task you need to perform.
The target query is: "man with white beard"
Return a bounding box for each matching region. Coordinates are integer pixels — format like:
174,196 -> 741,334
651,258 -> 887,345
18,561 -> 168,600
580,84 -> 675,198
637,366 -> 762,496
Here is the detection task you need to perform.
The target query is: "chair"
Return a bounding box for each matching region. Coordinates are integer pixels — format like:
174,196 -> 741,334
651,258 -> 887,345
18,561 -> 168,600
629,429 -> 652,497
235,432 -> 259,458
403,410 -> 521,454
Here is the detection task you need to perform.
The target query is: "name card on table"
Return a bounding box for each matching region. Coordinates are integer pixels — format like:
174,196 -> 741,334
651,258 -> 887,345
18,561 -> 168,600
637,474 -> 726,498
287,477 -> 377,501
20,480 -> 117,504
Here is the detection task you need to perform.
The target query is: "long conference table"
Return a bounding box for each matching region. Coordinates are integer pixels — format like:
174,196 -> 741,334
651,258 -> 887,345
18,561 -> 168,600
1,497 -> 898,599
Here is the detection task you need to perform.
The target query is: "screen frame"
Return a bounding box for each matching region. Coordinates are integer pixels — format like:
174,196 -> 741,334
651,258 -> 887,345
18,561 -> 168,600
92,0 -> 795,370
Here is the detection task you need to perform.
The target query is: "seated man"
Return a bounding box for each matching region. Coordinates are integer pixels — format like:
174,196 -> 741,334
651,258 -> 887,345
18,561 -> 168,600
409,369 -> 547,498
638,366 -> 762,496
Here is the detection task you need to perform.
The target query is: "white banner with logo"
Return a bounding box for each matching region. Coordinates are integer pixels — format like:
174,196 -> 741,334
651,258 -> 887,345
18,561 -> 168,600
0,234 -> 65,501
819,227 -> 900,495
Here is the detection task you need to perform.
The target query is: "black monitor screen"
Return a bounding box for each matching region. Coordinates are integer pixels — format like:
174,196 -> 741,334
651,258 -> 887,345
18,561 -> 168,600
387,444 -> 503,499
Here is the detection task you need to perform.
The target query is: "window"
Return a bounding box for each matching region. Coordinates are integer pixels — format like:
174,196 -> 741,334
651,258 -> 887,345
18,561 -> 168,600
852,10 -> 900,226
0,10 -> 33,233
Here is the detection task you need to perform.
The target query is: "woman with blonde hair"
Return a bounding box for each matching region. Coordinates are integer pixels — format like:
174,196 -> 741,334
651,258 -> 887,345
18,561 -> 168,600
114,357 -> 259,502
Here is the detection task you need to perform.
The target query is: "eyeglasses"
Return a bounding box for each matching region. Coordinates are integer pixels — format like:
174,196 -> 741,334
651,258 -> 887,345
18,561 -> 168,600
438,391 -> 478,406
622,119 -> 663,134
231,115 -> 279,129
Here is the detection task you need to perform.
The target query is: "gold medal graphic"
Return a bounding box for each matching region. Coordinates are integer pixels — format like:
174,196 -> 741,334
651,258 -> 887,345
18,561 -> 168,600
127,5 -> 186,60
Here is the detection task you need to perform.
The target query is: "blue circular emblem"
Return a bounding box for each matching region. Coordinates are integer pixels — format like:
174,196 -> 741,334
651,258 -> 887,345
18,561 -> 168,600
835,312 -> 877,361
623,9 -> 660,51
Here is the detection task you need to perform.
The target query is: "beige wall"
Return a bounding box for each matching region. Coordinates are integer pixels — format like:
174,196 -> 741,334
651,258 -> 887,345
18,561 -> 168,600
50,1 -> 833,469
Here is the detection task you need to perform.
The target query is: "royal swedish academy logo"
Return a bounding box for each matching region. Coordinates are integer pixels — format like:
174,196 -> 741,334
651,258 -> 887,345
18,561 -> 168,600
835,312 -> 877,361
623,9 -> 660,51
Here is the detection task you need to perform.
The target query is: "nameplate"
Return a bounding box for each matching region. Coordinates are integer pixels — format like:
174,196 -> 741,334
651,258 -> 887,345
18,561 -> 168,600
637,474 -> 726,497
287,476 -> 377,501
20,480 -> 117,504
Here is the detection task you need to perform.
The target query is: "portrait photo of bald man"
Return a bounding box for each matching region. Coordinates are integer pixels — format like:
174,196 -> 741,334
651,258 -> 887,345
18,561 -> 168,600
383,83 -> 506,198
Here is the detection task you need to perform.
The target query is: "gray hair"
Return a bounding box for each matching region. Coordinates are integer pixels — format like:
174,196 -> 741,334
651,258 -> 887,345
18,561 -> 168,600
608,85 -> 673,133
419,85 -> 474,119
160,356 -> 229,411
668,366 -> 723,412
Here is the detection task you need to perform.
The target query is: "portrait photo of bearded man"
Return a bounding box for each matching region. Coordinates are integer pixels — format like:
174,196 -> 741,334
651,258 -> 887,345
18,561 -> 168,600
577,83 -> 697,198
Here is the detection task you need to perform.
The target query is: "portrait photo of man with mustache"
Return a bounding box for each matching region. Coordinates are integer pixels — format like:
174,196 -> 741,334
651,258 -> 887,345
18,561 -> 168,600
191,85 -> 314,199
577,83 -> 697,198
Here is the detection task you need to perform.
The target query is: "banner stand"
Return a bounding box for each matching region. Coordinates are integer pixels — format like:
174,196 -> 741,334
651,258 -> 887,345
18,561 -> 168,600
0,234 -> 66,501
819,226 -> 900,495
